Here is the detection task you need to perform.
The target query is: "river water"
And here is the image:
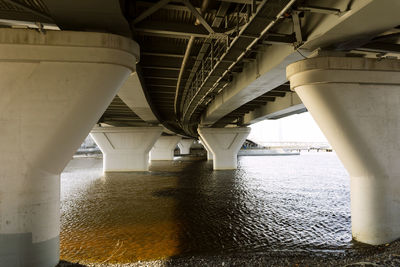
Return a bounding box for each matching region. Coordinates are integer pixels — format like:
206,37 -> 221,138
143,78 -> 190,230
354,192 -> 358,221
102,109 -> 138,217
60,152 -> 355,264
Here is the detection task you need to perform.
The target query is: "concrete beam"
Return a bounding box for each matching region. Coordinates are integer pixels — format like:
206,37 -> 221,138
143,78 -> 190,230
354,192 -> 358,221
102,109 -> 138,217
198,127 -> 250,170
199,136 -> 213,160
201,45 -> 303,125
117,72 -> 159,124
177,139 -> 193,154
150,136 -> 181,160
43,0 -> 132,37
90,126 -> 162,172
201,0 -> 400,126
243,92 -> 306,124
301,0 -> 400,51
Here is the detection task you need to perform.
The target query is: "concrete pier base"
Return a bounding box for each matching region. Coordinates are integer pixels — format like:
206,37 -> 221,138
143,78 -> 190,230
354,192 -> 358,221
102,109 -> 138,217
198,127 -> 250,170
0,29 -> 139,266
287,56 -> 400,245
150,136 -> 181,160
199,136 -> 213,160
178,139 -> 193,155
90,127 -> 162,172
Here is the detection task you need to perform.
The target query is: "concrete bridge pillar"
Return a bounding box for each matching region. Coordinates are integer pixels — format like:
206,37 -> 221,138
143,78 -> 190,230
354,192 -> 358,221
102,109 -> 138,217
178,139 -> 194,155
199,136 -> 213,160
90,127 -> 162,172
198,127 -> 250,170
150,136 -> 181,160
0,29 -> 139,266
287,56 -> 400,245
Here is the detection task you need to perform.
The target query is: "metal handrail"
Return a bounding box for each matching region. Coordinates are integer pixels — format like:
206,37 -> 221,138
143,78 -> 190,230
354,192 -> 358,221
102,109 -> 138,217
181,0 -> 297,134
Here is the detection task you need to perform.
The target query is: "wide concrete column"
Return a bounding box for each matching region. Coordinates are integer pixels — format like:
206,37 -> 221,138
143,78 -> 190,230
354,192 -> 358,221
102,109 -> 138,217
198,127 -> 250,170
199,136 -> 213,160
178,139 -> 193,155
150,136 -> 181,160
287,56 -> 400,245
0,29 -> 139,267
90,127 -> 162,172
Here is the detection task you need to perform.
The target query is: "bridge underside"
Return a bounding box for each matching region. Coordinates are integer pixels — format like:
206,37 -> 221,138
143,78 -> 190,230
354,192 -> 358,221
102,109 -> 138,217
1,3 -> 400,263
0,0 -> 398,137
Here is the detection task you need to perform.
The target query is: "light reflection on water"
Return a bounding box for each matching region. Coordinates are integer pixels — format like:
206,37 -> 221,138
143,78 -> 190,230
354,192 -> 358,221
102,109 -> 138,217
60,153 -> 351,264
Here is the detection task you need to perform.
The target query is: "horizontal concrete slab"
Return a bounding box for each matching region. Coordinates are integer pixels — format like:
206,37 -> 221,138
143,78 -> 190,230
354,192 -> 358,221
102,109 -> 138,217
202,0 -> 400,126
243,93 -> 306,124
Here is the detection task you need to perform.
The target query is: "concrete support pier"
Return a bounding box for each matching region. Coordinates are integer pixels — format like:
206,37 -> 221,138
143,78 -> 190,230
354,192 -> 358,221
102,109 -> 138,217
178,139 -> 193,155
199,136 -> 213,160
90,127 -> 162,172
287,56 -> 400,245
0,29 -> 139,267
150,136 -> 181,160
198,127 -> 250,170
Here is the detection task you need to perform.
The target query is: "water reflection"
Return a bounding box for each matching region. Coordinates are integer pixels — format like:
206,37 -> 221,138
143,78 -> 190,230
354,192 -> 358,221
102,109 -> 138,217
60,153 -> 351,264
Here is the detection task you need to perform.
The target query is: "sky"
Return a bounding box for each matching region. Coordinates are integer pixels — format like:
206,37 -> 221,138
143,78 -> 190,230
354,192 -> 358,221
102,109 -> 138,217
248,112 -> 328,144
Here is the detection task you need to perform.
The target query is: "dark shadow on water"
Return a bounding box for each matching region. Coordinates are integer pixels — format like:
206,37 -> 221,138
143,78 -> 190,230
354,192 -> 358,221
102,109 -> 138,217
57,260 -> 87,267
157,157 -> 258,258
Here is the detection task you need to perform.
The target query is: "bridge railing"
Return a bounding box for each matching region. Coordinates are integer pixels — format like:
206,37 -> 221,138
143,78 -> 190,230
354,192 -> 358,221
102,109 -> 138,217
181,35 -> 228,114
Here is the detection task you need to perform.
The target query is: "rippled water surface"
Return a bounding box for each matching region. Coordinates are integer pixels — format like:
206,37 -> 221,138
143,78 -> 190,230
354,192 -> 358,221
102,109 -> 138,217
60,153 -> 352,264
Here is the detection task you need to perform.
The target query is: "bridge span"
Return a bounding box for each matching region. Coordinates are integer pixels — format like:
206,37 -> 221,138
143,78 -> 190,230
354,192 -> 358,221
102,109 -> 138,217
0,0 -> 400,266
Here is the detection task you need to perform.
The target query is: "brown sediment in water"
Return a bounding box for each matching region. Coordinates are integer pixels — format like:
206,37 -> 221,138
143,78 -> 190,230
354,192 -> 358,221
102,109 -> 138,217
60,175 -> 183,263
61,222 -> 182,263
